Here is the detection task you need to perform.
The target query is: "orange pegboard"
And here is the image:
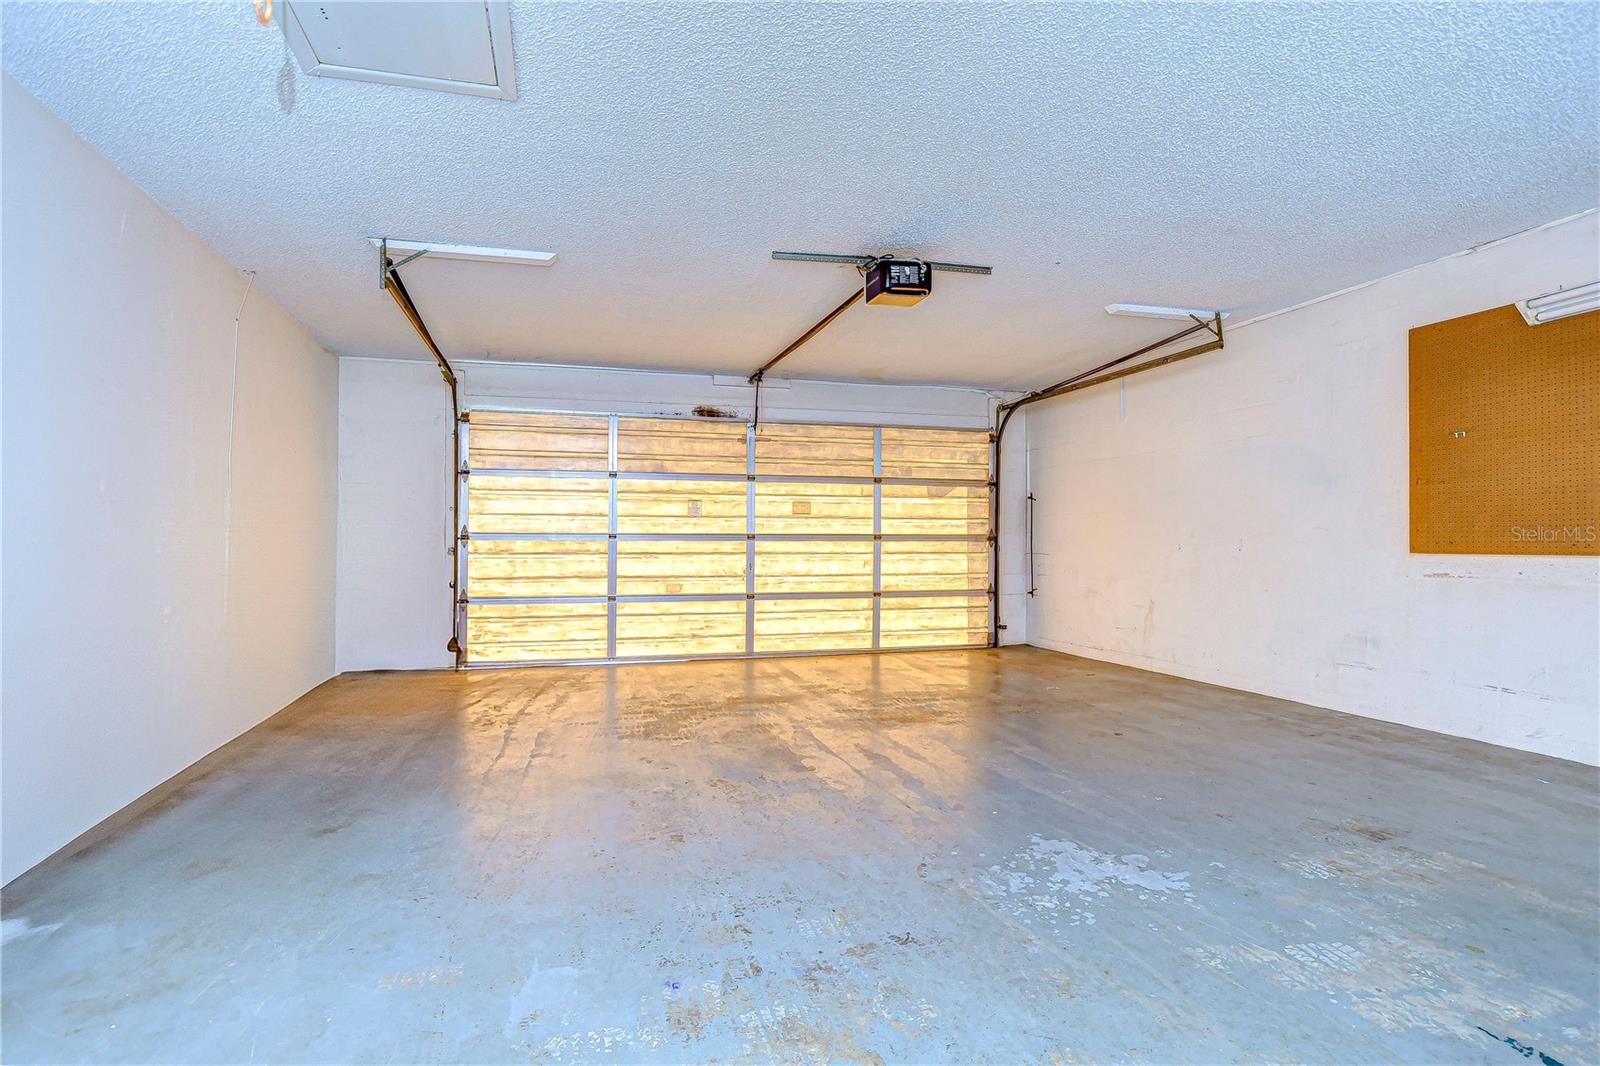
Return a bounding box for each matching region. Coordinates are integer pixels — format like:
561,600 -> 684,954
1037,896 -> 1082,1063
1410,303 -> 1598,555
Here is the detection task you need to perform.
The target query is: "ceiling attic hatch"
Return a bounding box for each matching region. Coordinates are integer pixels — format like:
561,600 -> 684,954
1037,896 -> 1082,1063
282,1 -> 516,100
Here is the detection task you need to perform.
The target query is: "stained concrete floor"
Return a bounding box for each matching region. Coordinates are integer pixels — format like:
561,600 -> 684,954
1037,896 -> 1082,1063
3,647 -> 1597,1064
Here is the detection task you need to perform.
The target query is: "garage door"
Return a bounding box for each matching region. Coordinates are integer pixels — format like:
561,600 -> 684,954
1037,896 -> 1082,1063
459,412 -> 991,664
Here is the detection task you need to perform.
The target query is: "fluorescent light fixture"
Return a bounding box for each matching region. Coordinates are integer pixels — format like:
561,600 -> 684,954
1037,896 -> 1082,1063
1516,281 -> 1599,325
370,238 -> 556,266
1105,303 -> 1228,321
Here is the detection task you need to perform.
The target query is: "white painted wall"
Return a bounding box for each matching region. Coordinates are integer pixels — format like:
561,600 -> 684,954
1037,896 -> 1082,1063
1023,213 -> 1600,765
336,357 -> 456,671
0,77 -> 339,883
336,357 -> 1026,671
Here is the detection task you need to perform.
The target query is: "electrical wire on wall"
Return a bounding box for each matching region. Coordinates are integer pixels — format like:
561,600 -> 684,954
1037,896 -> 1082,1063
222,269 -> 258,621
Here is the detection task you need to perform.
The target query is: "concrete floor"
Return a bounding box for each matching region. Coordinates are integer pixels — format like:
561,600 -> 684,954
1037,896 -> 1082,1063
3,647 -> 1596,1065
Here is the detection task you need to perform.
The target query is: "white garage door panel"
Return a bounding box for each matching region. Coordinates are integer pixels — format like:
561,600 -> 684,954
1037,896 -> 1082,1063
460,412 -> 992,665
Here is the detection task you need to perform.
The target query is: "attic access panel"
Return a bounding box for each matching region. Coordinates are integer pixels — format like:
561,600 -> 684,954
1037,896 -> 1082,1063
459,413 -> 993,665
282,1 -> 516,100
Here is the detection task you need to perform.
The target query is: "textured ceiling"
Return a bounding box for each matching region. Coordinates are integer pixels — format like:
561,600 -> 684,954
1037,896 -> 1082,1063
4,2 -> 1597,389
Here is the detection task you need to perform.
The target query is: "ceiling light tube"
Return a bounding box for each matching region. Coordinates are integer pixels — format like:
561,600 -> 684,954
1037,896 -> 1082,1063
1106,302 -> 1228,321
369,238 -> 557,266
1517,281 -> 1599,325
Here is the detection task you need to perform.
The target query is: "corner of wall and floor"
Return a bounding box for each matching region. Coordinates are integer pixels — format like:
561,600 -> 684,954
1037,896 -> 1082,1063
0,75 -> 340,885
1017,211 -> 1600,767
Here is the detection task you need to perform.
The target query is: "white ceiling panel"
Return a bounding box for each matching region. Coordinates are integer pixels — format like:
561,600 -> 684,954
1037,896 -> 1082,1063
282,1 -> 513,98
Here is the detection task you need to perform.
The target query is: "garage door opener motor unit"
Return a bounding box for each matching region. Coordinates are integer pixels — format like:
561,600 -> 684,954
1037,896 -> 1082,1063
864,258 -> 933,306
748,250 -> 992,396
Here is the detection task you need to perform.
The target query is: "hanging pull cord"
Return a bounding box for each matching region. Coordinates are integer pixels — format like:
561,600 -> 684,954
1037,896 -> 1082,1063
751,371 -> 764,431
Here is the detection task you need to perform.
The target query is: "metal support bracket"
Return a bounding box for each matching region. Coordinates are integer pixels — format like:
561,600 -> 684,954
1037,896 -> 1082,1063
1026,493 -> 1037,597
378,237 -> 431,289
